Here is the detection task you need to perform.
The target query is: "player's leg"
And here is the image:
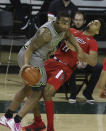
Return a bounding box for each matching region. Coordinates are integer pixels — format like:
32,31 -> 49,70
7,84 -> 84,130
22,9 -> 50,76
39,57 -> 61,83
6,89 -> 42,131
22,59 -> 70,131
22,82 -> 55,131
96,58 -> 106,98
43,83 -> 55,131
43,65 -> 69,131
22,101 -> 46,131
82,64 -> 102,103
0,86 -> 31,127
17,88 -> 46,131
43,59 -> 73,131
6,54 -> 47,131
0,47 -> 28,127
97,70 -> 106,89
9,86 -> 32,111
23,69 -> 66,131
68,69 -> 77,103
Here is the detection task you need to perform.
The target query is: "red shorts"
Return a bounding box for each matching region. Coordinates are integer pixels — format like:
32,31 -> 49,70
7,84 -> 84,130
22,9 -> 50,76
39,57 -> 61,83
45,59 -> 73,92
103,58 -> 106,71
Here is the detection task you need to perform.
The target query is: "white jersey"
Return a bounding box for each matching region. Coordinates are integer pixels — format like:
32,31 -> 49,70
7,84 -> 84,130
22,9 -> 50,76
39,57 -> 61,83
25,20 -> 65,60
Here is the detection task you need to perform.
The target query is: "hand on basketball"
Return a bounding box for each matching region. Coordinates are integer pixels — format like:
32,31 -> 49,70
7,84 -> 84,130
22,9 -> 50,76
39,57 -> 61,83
20,65 -> 41,86
19,64 -> 32,77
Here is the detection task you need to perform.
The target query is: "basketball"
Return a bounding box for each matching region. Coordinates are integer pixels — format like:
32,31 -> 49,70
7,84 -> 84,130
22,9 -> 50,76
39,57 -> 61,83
21,66 -> 41,86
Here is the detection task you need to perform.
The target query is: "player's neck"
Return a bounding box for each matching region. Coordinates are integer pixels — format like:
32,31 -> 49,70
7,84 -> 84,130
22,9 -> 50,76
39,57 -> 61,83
83,30 -> 95,37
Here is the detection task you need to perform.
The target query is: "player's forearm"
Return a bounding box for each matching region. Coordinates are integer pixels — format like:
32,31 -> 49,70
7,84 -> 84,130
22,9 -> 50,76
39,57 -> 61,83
67,30 -> 82,53
24,47 -> 33,65
83,53 -> 97,66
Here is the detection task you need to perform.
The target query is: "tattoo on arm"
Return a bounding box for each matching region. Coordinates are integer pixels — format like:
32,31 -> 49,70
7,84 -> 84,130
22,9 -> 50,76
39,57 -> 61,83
29,27 -> 51,51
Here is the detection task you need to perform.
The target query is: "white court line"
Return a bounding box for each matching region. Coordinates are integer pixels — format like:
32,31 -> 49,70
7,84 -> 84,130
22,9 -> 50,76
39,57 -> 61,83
96,104 -> 105,131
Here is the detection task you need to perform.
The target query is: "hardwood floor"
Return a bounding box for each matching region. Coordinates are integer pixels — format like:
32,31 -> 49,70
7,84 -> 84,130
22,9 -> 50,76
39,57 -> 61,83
0,73 -> 106,131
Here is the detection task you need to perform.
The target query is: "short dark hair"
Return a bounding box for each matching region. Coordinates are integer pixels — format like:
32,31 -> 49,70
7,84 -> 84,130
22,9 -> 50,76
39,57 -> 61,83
95,18 -> 104,34
74,11 -> 86,20
57,10 -> 70,19
83,18 -> 103,32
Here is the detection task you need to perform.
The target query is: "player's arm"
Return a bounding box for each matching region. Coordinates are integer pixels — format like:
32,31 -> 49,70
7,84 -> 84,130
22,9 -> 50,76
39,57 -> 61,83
24,28 -> 51,65
82,51 -> 97,66
64,40 -> 76,52
65,30 -> 85,61
65,29 -> 83,53
47,47 -> 57,59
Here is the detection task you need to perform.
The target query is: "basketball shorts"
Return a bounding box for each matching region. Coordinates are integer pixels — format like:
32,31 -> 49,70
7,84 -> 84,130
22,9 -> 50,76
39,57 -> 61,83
45,58 -> 73,92
17,47 -> 47,89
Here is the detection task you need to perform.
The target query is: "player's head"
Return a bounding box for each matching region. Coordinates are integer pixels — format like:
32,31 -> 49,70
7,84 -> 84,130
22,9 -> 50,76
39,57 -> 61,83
86,20 -> 101,35
55,10 -> 71,32
72,11 -> 86,29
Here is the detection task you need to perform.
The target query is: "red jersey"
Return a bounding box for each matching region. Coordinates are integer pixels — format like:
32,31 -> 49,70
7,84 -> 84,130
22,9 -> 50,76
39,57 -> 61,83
70,28 -> 98,53
54,28 -> 98,68
45,28 -> 98,90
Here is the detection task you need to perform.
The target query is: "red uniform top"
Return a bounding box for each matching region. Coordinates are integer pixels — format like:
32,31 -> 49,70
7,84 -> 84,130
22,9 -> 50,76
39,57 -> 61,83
54,28 -> 98,68
45,28 -> 98,90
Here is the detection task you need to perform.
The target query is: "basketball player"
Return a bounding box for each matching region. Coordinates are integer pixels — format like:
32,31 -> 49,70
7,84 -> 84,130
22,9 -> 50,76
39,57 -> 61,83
0,11 -> 83,131
22,20 -> 101,131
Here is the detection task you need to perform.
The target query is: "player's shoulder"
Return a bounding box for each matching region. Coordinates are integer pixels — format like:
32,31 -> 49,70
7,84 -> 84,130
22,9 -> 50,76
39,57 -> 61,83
70,28 -> 81,34
36,27 -> 51,42
37,27 -> 51,36
88,36 -> 97,43
87,36 -> 98,45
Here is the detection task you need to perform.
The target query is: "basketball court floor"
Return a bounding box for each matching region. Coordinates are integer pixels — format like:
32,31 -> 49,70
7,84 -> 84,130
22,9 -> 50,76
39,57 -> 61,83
0,72 -> 106,131
0,47 -> 106,131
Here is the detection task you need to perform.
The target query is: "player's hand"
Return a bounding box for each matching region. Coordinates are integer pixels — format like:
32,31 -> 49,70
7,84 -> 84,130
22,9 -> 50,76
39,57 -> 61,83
77,49 -> 85,62
65,40 -> 76,52
19,64 -> 32,77
77,61 -> 87,69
